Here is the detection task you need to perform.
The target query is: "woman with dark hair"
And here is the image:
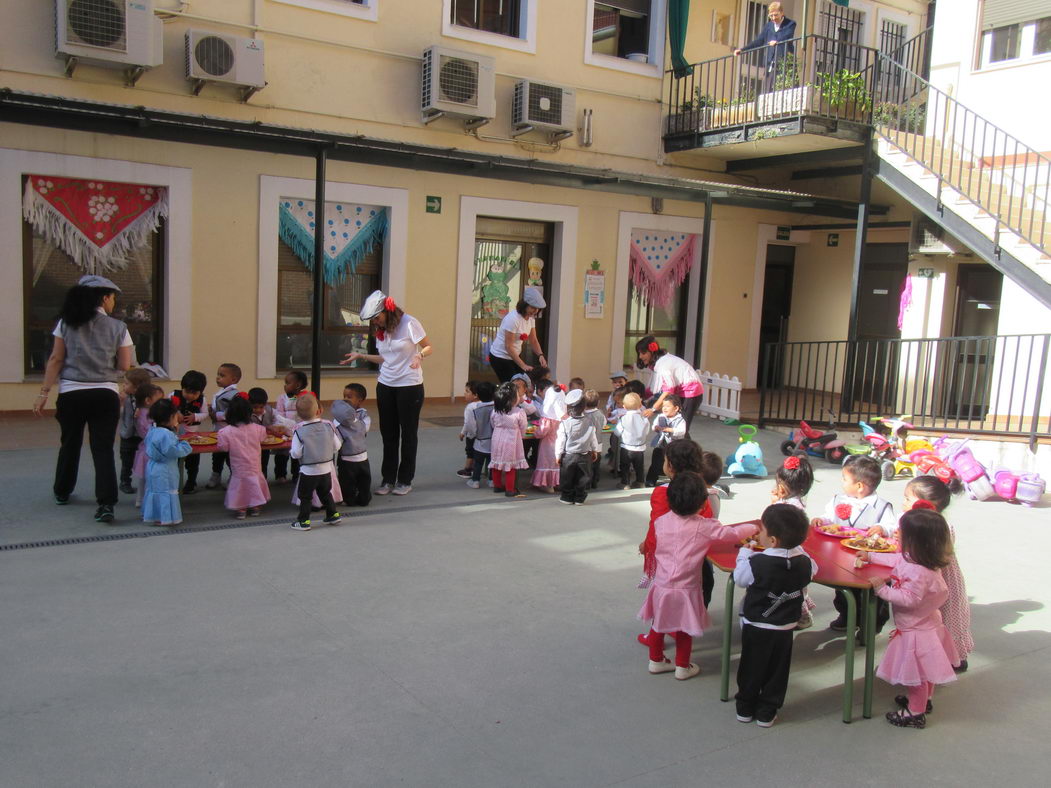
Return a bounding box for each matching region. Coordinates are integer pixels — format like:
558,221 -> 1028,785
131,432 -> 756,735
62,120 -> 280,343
634,335 -> 704,437
341,290 -> 432,496
33,275 -> 135,522
488,286 -> 549,382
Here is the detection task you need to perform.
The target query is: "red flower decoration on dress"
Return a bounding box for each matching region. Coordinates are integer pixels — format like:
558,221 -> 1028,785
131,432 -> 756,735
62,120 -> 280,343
307,391 -> 318,399
783,456 -> 800,470
375,329 -> 385,341
647,342 -> 659,353
236,391 -> 250,400
519,333 -> 528,341
911,499 -> 937,511
558,384 -> 567,392
384,296 -> 396,313
834,503 -> 853,521
170,395 -> 181,408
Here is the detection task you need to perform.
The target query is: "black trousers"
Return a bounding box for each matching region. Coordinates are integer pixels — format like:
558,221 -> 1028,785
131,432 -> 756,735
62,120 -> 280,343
119,436 -> 141,486
337,458 -> 372,507
184,453 -> 200,486
680,394 -> 701,438
295,472 -> 337,523
464,436 -> 475,461
559,452 -> 592,503
375,382 -> 424,486
54,388 -> 120,505
619,448 -> 645,485
736,624 -> 795,720
471,450 -> 490,483
211,451 -> 230,474
834,588 -> 890,633
273,452 -> 298,480
488,355 -> 520,383
646,445 -> 667,485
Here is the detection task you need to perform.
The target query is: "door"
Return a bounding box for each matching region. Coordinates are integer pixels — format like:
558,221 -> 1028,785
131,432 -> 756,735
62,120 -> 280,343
942,265 -> 1003,421
758,244 -> 795,388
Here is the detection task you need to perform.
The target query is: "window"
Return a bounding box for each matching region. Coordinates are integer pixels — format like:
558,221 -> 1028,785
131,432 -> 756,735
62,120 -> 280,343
452,0 -> 520,37
989,24 -> 1021,62
276,239 -> 381,371
622,289 -> 685,367
271,0 -> 377,22
1037,17 -> 1051,54
978,2 -> 1051,68
23,216 -> 164,375
592,1 -> 650,60
742,1 -> 769,47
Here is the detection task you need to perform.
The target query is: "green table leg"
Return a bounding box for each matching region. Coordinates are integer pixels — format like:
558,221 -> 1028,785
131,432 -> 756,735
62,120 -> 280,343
863,588 -> 877,719
720,575 -> 736,702
840,589 -> 857,723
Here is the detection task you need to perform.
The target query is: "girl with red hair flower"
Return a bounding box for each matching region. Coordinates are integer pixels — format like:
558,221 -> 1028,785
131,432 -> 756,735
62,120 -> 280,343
634,335 -> 704,438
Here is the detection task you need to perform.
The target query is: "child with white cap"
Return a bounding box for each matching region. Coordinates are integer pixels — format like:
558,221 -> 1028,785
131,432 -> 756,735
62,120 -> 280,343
555,389 -> 600,504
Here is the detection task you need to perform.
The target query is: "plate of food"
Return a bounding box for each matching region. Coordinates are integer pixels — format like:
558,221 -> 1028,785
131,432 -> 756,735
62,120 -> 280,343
841,535 -> 899,553
262,434 -> 287,447
815,521 -> 862,539
525,425 -> 536,436
186,434 -> 217,446
737,536 -> 764,551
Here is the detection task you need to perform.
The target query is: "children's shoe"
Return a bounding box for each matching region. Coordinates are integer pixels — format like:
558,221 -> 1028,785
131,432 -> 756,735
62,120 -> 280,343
235,510 -> 247,520
182,482 -> 196,495
505,491 -> 527,499
94,505 -> 115,523
735,713 -> 754,723
466,479 -> 481,489
375,483 -> 394,496
631,482 -> 644,489
205,472 -> 221,489
573,501 -> 585,505
392,483 -> 412,496
323,512 -> 342,526
648,658 -> 675,674
455,468 -> 472,478
493,487 -> 505,494
756,715 -> 778,728
954,659 -> 968,673
248,507 -> 261,517
618,484 -> 631,490
119,482 -> 136,495
274,476 -> 288,485
290,520 -> 311,531
828,616 -> 848,632
675,663 -> 700,681
55,495 -> 70,505
894,695 -> 933,714
795,610 -> 814,631
559,499 -> 574,505
886,708 -> 926,728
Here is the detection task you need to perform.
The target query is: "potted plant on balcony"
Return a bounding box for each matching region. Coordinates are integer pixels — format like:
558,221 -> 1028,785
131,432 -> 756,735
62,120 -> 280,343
873,100 -> 926,135
815,69 -> 872,122
756,54 -> 818,119
666,90 -> 715,134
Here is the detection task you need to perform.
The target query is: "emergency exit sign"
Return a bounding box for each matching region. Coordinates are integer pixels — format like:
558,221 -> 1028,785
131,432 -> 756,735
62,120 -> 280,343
425,196 -> 442,213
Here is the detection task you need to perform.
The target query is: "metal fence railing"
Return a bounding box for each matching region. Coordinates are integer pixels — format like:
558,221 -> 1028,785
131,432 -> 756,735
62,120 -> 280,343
758,334 -> 1051,447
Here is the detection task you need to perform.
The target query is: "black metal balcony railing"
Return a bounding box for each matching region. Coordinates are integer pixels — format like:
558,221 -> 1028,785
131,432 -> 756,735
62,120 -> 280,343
758,335 -> 1051,447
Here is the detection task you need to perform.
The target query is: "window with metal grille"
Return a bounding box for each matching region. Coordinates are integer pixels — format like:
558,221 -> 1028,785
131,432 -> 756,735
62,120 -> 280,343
592,1 -> 651,59
452,0 -> 522,38
742,1 -> 769,47
815,0 -> 865,73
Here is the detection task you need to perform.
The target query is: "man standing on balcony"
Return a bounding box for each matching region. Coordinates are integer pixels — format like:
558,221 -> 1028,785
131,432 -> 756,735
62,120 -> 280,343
734,3 -> 797,89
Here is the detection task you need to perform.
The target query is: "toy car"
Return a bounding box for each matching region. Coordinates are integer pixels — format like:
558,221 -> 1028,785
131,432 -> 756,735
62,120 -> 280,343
780,411 -> 846,464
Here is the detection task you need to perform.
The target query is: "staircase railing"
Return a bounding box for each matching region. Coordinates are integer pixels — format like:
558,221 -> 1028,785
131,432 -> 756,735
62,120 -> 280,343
874,56 -> 1050,256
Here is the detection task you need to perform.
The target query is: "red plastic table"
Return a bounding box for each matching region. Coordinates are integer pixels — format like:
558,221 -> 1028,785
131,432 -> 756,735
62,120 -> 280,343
708,521 -> 893,723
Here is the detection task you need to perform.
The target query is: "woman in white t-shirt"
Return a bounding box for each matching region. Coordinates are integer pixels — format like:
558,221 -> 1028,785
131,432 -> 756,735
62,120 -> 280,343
33,275 -> 135,523
341,290 -> 432,496
634,335 -> 704,437
488,286 -> 549,382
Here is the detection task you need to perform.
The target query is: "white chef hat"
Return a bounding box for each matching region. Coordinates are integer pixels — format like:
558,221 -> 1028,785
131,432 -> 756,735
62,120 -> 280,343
523,286 -> 546,309
565,389 -> 584,406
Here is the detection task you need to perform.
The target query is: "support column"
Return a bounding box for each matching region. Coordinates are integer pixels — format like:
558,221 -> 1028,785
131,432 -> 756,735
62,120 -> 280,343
693,193 -> 714,368
842,136 -> 874,415
310,147 -> 327,396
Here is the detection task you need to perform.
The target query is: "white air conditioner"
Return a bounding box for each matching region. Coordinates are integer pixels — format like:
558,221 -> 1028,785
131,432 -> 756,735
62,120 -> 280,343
55,0 -> 163,81
511,80 -> 576,138
420,45 -> 495,126
910,217 -> 965,256
185,30 -> 266,101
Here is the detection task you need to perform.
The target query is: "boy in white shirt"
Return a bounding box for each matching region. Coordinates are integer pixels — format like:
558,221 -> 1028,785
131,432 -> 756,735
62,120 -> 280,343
614,392 -> 650,489
645,395 -> 687,486
289,393 -> 342,531
457,381 -> 481,478
206,363 -> 241,489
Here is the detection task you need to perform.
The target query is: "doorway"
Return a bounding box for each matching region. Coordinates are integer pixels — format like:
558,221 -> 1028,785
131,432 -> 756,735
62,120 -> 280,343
942,264 -> 1003,420
759,244 -> 795,388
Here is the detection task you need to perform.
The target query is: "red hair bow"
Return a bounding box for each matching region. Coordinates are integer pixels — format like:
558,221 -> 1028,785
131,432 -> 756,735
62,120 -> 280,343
170,395 -> 181,408
557,384 -> 567,392
384,296 -> 396,313
783,456 -> 800,470
834,503 -> 853,521
647,341 -> 659,353
519,333 -> 528,341
236,391 -> 250,400
911,499 -> 937,511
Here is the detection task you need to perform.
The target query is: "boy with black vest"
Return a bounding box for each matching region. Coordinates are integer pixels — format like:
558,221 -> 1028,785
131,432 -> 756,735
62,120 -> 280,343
555,389 -> 600,505
465,381 -> 496,489
171,369 -> 208,494
289,393 -> 342,531
733,504 -> 816,728
331,383 -> 372,507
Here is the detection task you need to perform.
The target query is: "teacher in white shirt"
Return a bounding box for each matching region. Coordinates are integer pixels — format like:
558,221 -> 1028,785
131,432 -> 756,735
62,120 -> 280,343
488,286 -> 549,382
341,290 -> 432,496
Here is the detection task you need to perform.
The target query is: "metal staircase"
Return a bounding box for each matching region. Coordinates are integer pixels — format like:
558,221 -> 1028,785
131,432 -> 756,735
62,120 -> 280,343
871,54 -> 1051,309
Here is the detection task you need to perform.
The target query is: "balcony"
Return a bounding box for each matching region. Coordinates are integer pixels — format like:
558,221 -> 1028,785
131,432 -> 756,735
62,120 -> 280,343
663,32 -> 928,163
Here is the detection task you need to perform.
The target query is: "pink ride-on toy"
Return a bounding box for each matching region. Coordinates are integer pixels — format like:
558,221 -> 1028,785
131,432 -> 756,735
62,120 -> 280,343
935,438 -> 994,501
993,469 -> 1047,507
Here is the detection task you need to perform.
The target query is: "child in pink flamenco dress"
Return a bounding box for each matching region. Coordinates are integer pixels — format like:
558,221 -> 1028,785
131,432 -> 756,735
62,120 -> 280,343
216,395 -> 271,519
530,378 -> 564,493
638,472 -> 757,680
489,381 -> 529,499
859,504 -> 959,729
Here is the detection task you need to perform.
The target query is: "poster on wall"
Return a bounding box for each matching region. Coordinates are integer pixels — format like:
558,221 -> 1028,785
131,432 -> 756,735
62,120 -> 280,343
584,262 -> 605,319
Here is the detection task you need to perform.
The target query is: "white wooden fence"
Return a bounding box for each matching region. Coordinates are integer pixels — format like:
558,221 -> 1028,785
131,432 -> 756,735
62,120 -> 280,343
697,370 -> 742,421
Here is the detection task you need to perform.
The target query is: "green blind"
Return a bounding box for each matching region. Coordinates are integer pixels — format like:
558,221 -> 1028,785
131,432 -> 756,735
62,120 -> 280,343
982,0 -> 1051,30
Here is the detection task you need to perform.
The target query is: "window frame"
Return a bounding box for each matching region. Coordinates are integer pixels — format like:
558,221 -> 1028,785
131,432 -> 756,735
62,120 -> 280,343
442,0 -> 537,54
271,0 -> 378,22
977,17 -> 1051,70
583,0 -> 666,78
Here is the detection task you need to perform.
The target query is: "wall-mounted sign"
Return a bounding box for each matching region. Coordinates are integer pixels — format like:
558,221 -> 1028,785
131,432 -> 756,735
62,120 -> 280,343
776,226 -> 791,241
584,262 -> 605,319
425,196 -> 442,214
917,267 -> 935,278
827,233 -> 839,247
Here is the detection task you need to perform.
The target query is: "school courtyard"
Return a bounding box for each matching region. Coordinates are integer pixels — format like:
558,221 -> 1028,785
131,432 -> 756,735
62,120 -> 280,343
1,413 -> 1048,787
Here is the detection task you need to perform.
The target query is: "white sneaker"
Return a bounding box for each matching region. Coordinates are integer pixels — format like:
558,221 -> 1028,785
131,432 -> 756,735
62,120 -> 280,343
374,483 -> 394,496
392,483 -> 412,496
795,610 -> 814,631
205,472 -> 221,489
675,663 -> 701,681
648,658 -> 675,674
466,479 -> 480,489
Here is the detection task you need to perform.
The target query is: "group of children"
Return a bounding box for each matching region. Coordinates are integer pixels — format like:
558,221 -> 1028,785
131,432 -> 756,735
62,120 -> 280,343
456,367 -> 694,504
118,364 -> 375,531
636,447 -> 973,730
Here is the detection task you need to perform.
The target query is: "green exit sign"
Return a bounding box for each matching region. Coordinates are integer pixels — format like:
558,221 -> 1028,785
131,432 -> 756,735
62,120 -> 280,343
425,195 -> 442,214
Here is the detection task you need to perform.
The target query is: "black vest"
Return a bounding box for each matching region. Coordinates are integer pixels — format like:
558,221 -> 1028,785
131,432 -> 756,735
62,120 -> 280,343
172,389 -> 205,417
741,554 -> 813,626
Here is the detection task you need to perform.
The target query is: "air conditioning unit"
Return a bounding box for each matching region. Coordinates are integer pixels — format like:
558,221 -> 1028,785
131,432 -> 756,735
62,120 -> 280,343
55,0 -> 163,83
910,217 -> 966,256
511,80 -> 576,139
420,45 -> 495,127
185,30 -> 266,101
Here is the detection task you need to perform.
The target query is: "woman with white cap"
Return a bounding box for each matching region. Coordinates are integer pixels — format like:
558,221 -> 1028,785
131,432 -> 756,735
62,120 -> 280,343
341,290 -> 432,496
488,286 -> 549,383
33,275 -> 136,522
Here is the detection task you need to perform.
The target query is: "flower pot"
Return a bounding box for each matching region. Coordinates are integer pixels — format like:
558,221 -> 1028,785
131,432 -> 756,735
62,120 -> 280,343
665,107 -> 713,134
756,85 -> 818,119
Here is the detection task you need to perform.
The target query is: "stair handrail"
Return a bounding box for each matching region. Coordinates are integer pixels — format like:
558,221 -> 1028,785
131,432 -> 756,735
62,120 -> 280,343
875,54 -> 1050,256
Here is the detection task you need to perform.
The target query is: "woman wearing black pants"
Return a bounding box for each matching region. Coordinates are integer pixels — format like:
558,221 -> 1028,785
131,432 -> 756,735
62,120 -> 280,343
33,275 -> 135,523
488,287 -> 548,382
342,290 -> 432,496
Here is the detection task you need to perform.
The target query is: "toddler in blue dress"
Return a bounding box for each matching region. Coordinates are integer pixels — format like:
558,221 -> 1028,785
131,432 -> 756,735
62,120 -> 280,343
142,398 -> 193,526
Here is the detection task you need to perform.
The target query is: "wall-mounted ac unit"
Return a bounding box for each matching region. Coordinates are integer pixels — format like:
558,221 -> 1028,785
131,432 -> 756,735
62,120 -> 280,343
55,0 -> 163,83
185,30 -> 266,101
511,80 -> 576,139
420,45 -> 495,127
910,217 -> 966,256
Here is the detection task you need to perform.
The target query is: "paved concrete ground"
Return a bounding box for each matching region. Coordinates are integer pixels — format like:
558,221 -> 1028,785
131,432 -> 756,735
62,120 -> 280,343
1,417 -> 1049,787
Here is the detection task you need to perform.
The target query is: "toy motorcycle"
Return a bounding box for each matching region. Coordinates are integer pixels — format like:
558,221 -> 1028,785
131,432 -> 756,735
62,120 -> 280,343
780,411 -> 846,464
992,469 -> 1046,507
934,437 -> 994,501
